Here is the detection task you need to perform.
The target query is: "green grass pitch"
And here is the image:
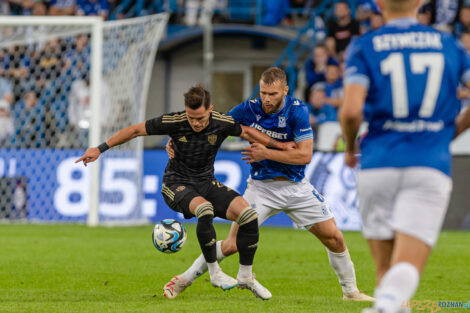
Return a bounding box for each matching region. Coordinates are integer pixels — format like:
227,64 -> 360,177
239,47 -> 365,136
0,224 -> 469,313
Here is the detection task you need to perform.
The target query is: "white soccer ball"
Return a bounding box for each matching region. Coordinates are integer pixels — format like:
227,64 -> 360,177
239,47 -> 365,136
152,219 -> 187,253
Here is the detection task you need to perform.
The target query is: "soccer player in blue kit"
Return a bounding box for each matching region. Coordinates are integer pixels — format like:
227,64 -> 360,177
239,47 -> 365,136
163,67 -> 374,302
340,0 -> 470,312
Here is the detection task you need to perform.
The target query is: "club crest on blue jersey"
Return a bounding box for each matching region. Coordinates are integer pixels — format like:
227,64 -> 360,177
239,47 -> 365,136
278,116 -> 286,128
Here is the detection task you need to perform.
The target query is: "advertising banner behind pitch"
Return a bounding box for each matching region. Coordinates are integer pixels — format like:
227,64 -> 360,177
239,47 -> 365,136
0,149 -> 361,230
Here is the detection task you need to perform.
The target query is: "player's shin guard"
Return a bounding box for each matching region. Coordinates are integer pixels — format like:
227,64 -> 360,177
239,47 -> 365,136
327,248 -> 358,294
195,202 -> 217,264
236,207 -> 259,266
374,262 -> 419,313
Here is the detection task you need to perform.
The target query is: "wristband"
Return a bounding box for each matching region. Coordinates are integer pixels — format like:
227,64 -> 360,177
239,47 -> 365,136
98,142 -> 110,153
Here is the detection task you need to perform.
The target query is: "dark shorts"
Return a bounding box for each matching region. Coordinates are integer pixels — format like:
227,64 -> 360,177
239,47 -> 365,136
161,179 -> 241,219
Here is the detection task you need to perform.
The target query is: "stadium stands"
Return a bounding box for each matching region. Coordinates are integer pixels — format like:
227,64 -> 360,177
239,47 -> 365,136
1,0 -> 470,151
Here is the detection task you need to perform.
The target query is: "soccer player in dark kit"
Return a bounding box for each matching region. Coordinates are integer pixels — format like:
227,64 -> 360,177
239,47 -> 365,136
76,84 -> 293,299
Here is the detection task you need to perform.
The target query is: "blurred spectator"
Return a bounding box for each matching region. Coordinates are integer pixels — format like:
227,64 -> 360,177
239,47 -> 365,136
67,78 -> 90,147
31,38 -> 65,92
48,0 -> 76,15
7,0 -> 33,15
262,0 -> 290,26
65,34 -> 90,81
312,15 -> 327,42
460,31 -> 470,52
369,12 -> 384,31
355,0 -> 377,22
11,91 -> 47,148
304,44 -> 333,100
307,82 -> 337,129
32,1 -> 46,14
0,73 -> 13,105
66,76 -> 110,147
0,0 -> 10,14
326,1 -> 360,59
76,0 -> 108,19
355,0 -> 381,33
184,0 -> 227,26
0,99 -> 13,146
417,2 -> 432,25
3,45 -> 29,101
324,59 -> 343,109
454,5 -> 470,38
427,0 -> 463,31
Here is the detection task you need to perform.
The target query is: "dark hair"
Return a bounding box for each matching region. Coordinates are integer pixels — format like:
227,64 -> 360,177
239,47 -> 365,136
260,67 -> 287,85
184,84 -> 211,110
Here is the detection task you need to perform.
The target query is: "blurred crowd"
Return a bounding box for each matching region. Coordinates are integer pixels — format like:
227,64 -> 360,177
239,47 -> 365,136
0,0 -> 113,19
302,0 -> 470,141
0,33 -> 116,148
1,0 -> 470,149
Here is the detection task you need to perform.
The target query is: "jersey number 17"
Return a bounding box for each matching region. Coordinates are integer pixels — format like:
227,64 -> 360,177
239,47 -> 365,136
381,52 -> 444,119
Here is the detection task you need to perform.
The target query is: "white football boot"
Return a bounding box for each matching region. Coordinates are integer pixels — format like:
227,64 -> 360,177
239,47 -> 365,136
163,275 -> 192,299
237,274 -> 272,300
210,270 -> 238,290
343,290 -> 375,302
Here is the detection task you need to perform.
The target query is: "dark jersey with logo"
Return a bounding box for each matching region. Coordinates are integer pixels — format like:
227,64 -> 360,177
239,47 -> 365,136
145,110 -> 243,184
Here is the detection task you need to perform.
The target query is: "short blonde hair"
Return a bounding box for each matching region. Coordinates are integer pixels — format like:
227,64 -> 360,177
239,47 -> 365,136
260,67 -> 287,85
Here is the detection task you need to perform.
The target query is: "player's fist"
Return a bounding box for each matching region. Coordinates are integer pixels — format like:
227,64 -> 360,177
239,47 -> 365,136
75,147 -> 101,167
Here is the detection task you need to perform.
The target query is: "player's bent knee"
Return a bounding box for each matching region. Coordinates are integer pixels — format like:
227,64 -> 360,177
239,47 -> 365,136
195,202 -> 214,218
236,207 -> 258,226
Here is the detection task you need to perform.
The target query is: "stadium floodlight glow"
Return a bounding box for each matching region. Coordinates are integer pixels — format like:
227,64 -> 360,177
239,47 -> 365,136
0,14 -> 169,226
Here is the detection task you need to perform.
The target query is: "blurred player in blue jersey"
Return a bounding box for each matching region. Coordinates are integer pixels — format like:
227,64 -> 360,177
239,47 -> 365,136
163,67 -> 374,302
340,1 -> 470,312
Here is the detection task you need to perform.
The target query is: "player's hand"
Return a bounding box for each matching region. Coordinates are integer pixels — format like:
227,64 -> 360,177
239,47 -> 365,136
344,150 -> 359,168
75,147 -> 100,167
166,139 -> 175,159
242,143 -> 268,163
281,141 -> 296,150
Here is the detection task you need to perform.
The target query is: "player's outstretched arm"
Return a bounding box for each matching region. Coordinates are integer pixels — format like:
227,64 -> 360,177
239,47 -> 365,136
75,122 -> 148,166
239,125 -> 295,150
339,83 -> 367,168
242,139 -> 313,165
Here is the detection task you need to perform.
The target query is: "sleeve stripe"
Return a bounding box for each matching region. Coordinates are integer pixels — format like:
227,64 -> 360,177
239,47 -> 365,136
294,133 -> 313,143
461,69 -> 470,84
344,74 -> 370,90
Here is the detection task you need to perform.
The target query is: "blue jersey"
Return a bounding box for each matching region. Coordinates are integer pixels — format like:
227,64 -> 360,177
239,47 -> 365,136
345,18 -> 470,176
228,95 -> 313,182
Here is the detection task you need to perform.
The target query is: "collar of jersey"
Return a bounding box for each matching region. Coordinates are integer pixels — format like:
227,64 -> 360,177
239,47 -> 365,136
386,17 -> 418,27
